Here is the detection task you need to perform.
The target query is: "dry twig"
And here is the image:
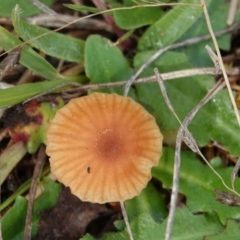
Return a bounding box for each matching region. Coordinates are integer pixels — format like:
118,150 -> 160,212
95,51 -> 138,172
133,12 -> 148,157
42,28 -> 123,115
0,1 -> 233,59
24,146 -> 46,240
215,189 -> 240,206
29,0 -> 69,23
120,202 -> 134,240
123,23 -> 240,96
0,47 -> 21,81
231,157 -> 240,191
227,0 -> 239,25
154,68 -> 240,240
23,64 -> 240,105
26,14 -> 113,32
201,0 -> 240,127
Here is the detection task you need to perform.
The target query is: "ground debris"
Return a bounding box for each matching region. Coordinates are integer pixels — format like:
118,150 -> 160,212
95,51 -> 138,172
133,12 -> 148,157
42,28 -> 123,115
33,187 -> 121,240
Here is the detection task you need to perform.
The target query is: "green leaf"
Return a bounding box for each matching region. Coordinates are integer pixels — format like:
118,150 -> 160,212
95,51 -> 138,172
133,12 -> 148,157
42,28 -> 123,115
125,182 -> 167,222
158,208 -> 224,240
0,0 -> 53,17
2,178 -> 62,240
81,234 -> 95,240
138,0 -> 212,50
135,51 -> 240,156
210,157 -> 222,168
2,197 -> 27,240
0,142 -> 27,185
85,35 -> 133,94
114,220 -> 125,231
0,80 -> 75,108
205,220 -> 240,240
113,0 -> 163,29
135,50 -> 213,137
0,26 -> 61,80
64,4 -> 102,13
12,5 -> 85,63
91,208 -> 223,240
179,1 -> 231,67
209,90 -> 240,156
26,98 -> 64,153
31,178 -> 62,235
0,167 -> 50,212
152,148 -> 240,224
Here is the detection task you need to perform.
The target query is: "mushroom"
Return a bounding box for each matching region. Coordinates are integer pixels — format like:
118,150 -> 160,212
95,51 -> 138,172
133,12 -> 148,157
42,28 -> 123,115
46,92 -> 163,204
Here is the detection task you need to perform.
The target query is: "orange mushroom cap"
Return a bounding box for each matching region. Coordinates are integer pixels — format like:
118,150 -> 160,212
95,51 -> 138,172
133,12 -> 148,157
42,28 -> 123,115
46,93 -> 163,203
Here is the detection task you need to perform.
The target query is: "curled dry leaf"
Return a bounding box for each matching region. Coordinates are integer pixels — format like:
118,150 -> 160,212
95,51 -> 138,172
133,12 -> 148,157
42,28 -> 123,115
0,47 -> 21,81
214,189 -> 240,207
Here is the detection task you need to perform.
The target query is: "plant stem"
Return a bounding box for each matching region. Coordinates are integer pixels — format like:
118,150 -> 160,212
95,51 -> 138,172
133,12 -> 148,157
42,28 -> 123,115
120,201 -> 134,240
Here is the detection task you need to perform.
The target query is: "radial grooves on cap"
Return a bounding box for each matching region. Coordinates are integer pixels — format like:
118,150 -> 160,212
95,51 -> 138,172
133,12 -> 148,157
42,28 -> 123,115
72,100 -> 99,130
94,165 -> 106,202
115,96 -> 129,120
126,172 -> 138,195
83,168 -> 100,201
89,166 -> 105,202
85,95 -> 105,126
122,172 -> 134,198
46,92 -> 163,203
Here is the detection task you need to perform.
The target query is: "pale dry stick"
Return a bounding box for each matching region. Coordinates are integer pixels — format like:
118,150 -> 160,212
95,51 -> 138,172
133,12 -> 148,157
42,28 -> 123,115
21,67 -> 217,104
24,146 -> 46,240
23,82 -> 82,104
120,202 -> 134,240
57,59 -> 64,72
124,23 -> 240,96
29,0 -> 69,23
231,157 -> 240,191
18,69 -> 35,85
205,45 -> 220,73
155,68 -> 218,239
0,47 -> 21,81
24,66 -> 240,104
75,67 -> 217,91
1,2 -> 200,58
227,0 -> 239,25
30,0 -> 58,16
132,0 -> 199,8
154,68 -> 240,240
1,13 -> 104,29
201,0 -> 240,128
205,44 -> 240,193
172,99 -> 240,240
27,14 -> 113,32
0,82 -> 14,120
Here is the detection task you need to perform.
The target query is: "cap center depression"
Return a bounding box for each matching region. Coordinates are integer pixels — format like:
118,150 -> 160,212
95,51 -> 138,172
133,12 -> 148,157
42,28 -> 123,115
95,128 -> 123,160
